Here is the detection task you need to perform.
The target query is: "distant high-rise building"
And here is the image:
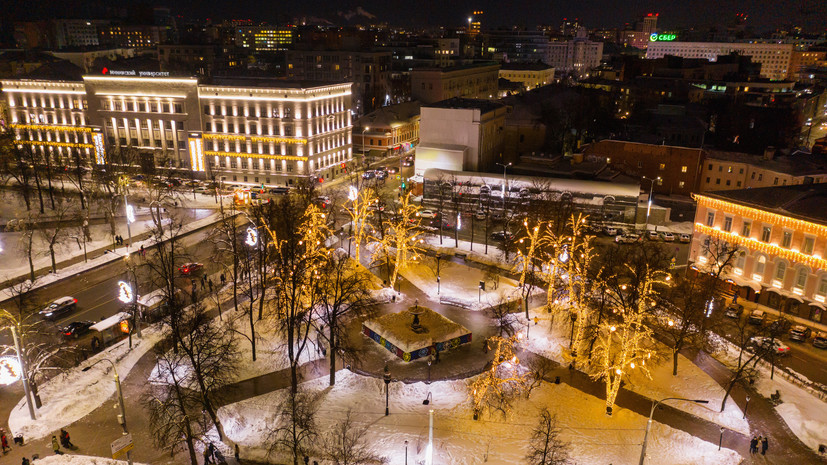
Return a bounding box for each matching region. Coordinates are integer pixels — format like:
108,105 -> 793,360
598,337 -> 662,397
483,30 -> 549,63
639,13 -> 658,36
235,26 -> 295,52
468,11 -> 483,37
546,28 -> 603,78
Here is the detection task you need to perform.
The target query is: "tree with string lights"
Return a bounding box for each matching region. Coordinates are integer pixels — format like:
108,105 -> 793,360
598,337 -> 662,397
469,333 -> 531,420
372,192 -> 424,290
342,185 -> 377,263
590,264 -> 669,415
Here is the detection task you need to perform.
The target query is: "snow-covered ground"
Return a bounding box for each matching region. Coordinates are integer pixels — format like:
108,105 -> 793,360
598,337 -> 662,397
755,372 -> 827,451
522,307 -> 750,434
34,455 -> 148,465
218,370 -> 741,465
400,259 -> 528,310
9,325 -> 164,441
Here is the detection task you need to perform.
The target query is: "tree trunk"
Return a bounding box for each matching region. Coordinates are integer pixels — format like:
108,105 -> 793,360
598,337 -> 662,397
44,152 -> 55,210
49,242 -> 57,273
672,349 -> 680,376
32,162 -> 45,214
74,152 -> 86,210
329,318 -> 336,386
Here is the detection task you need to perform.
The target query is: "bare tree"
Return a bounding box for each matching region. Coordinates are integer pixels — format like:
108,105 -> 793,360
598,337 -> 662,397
38,198 -> 73,273
321,410 -> 387,465
8,212 -> 38,282
268,389 -> 320,465
318,250 -> 378,386
525,408 -> 574,465
487,295 -> 519,337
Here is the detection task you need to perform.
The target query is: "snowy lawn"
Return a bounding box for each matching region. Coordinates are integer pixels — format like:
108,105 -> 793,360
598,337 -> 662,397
34,455 -> 148,465
218,370 -> 741,465
9,325 -> 164,441
400,259 -> 526,310
522,307 -> 750,435
754,373 -> 827,451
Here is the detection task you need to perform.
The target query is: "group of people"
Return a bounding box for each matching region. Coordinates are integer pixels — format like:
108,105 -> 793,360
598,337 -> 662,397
114,235 -> 127,246
203,442 -> 241,464
50,428 -> 74,455
750,434 -> 769,455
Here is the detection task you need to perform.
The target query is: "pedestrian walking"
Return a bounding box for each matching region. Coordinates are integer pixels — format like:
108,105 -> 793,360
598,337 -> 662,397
234,443 -> 240,462
21,457 -> 30,465
203,446 -> 212,464
220,273 -> 226,286
60,429 -> 73,448
1,432 -> 10,453
140,244 -> 145,257
482,337 -> 489,353
51,436 -> 61,455
761,436 -> 768,455
208,279 -> 213,292
434,346 -> 441,364
750,436 -> 758,454
208,442 -> 215,459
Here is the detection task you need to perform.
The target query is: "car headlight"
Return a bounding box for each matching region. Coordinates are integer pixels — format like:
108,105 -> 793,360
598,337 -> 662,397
46,312 -> 53,316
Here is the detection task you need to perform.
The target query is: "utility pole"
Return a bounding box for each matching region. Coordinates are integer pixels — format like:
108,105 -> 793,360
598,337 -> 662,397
11,325 -> 36,420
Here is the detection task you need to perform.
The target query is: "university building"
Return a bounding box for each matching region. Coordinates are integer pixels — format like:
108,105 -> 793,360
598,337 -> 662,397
1,73 -> 353,187
645,41 -> 793,81
691,184 -> 827,325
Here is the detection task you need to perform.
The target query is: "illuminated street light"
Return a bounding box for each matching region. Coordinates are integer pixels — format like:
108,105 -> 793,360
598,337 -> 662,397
245,227 -> 259,247
348,185 -> 358,201
117,281 -> 134,304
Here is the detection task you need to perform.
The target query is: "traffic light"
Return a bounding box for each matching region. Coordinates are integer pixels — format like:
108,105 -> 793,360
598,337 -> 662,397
401,181 -> 406,190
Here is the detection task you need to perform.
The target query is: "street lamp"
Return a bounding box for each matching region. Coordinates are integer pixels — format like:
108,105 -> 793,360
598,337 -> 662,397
383,364 -> 391,416
743,395 -> 750,419
83,358 -> 133,465
362,126 -> 370,162
641,176 -> 659,233
7,326 -> 36,420
639,397 -> 709,465
124,193 -> 134,249
495,162 -> 512,214
718,426 -> 725,451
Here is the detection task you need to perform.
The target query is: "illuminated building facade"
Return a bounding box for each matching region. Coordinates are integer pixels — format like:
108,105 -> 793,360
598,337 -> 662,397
546,29 -> 603,79
1,75 -> 352,186
691,185 -> 827,325
410,62 -> 500,104
235,26 -> 294,51
646,41 -> 793,81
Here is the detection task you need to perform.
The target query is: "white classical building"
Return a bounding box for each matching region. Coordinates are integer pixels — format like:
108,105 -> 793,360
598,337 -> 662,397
545,28 -> 603,79
1,73 -> 353,186
646,41 -> 793,81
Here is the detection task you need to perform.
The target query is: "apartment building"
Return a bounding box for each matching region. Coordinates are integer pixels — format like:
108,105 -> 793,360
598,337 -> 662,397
691,184 -> 827,324
1,74 -> 352,187
646,41 -> 794,81
700,148 -> 827,192
410,62 -> 500,104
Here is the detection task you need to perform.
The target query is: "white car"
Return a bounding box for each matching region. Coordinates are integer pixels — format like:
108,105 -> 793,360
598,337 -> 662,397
40,296 -> 78,319
662,232 -> 675,242
419,210 -> 437,219
647,231 -> 660,240
679,233 -> 691,243
475,211 -> 487,220
750,337 -> 790,355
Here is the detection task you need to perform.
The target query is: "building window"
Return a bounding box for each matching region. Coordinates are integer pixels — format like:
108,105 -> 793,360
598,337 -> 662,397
775,261 -> 787,283
794,268 -> 807,290
739,168 -> 744,174
803,236 -> 815,255
726,180 -> 731,186
718,166 -> 722,172
706,211 -> 715,227
723,217 -> 732,232
679,181 -> 685,188
782,231 -> 792,248
818,276 -> 827,299
774,177 -> 779,185
659,163 -> 665,170
706,177 -> 710,184
761,226 -> 771,242
681,165 -> 687,173
755,256 -> 766,278
637,161 -> 642,168
708,163 -> 713,170
736,250 -> 746,271
751,172 -> 756,180
742,221 -> 751,237
716,178 -> 721,185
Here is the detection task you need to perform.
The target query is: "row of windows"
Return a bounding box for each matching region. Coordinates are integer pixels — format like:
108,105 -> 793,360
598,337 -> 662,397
731,251 -> 827,298
706,211 -> 818,255
11,95 -> 85,110
102,100 -> 184,114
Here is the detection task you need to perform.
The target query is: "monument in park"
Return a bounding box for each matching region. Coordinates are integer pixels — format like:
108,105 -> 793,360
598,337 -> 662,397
363,301 -> 472,362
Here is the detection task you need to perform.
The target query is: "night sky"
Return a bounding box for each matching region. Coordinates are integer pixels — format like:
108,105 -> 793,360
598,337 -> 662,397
4,0 -> 826,32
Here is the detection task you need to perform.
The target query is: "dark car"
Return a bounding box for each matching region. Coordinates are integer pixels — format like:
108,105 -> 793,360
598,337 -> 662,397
402,158 -> 413,167
490,231 -> 514,241
748,309 -> 766,326
375,170 -> 388,180
178,262 -> 204,275
813,331 -> 827,349
40,296 -> 78,320
269,187 -> 289,194
63,321 -> 95,339
724,304 -> 744,319
362,170 -> 376,179
789,325 -> 812,342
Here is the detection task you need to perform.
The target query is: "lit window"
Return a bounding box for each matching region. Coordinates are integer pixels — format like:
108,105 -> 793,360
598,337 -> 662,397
681,166 -> 687,173
742,221 -> 751,237
803,236 -> 815,255
723,217 -> 732,232
761,226 -> 771,243
659,163 -> 666,170
794,268 -> 807,290
782,231 -> 792,248
706,211 -> 715,227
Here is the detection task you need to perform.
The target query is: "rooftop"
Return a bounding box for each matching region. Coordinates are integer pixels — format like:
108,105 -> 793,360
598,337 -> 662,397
707,150 -> 827,176
500,62 -> 554,71
206,76 -> 349,89
424,97 -> 506,113
412,61 -> 500,73
701,183 -> 827,225
355,101 -> 421,129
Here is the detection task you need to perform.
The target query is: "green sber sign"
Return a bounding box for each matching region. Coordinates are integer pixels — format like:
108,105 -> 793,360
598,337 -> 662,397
650,33 -> 677,42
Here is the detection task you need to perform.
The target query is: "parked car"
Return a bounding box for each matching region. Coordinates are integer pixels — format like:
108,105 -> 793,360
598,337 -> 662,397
679,233 -> 691,243
475,211 -> 487,220
362,170 -> 376,179
178,262 -> 204,275
194,186 -> 211,194
724,304 -> 744,319
269,187 -> 289,194
748,309 -> 766,325
750,337 -> 791,355
419,210 -> 437,219
604,226 -> 618,236
813,331 -> 827,349
615,233 -> 640,244
647,231 -> 660,241
662,232 -> 675,242
490,231 -> 514,241
40,296 -> 78,320
789,325 -> 812,342
62,321 -> 95,339
491,211 -> 506,222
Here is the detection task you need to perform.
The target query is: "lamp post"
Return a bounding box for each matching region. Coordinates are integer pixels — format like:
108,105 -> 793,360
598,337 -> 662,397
404,440 -> 408,465
124,193 -> 134,249
639,397 -> 709,465
383,364 -> 391,416
436,253 -> 442,294
495,162 -> 512,214
427,358 -> 432,384
718,426 -> 724,451
743,395 -> 750,419
362,126 -> 370,164
83,358 -> 132,465
9,325 -> 36,420
641,176 -> 659,233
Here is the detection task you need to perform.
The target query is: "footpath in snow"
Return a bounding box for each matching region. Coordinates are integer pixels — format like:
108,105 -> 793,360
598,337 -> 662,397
219,369 -> 741,465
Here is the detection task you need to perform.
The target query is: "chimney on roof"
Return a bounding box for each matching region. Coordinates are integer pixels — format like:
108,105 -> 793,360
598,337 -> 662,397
763,146 -> 775,161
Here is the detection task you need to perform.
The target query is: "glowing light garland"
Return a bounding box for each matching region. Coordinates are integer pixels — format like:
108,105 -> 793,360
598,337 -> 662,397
10,124 -> 92,133
694,194 -> 827,237
17,140 -> 93,149
694,223 -> 827,270
204,150 -> 305,162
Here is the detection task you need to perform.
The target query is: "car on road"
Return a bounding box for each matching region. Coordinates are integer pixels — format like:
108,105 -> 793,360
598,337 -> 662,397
375,170 -> 388,180
178,262 -> 204,275
647,231 -> 660,241
269,187 -> 290,194
813,331 -> 827,349
362,170 -> 376,179
750,337 -> 791,355
604,226 -> 618,236
62,321 -> 95,339
748,309 -> 766,325
402,158 -> 413,167
491,211 -> 506,222
662,232 -> 675,242
419,210 -> 437,219
789,325 -> 812,342
724,304 -> 744,319
194,186 -> 211,194
316,196 -> 331,207
615,233 -> 640,244
475,211 -> 487,220
679,233 -> 691,243
40,296 -> 78,320
386,167 -> 399,174
490,231 -> 514,241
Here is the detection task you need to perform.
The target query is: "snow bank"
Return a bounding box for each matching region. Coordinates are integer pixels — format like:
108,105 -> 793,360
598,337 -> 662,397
218,370 -> 741,465
9,325 -> 164,441
755,370 -> 827,451
34,455 -> 148,465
